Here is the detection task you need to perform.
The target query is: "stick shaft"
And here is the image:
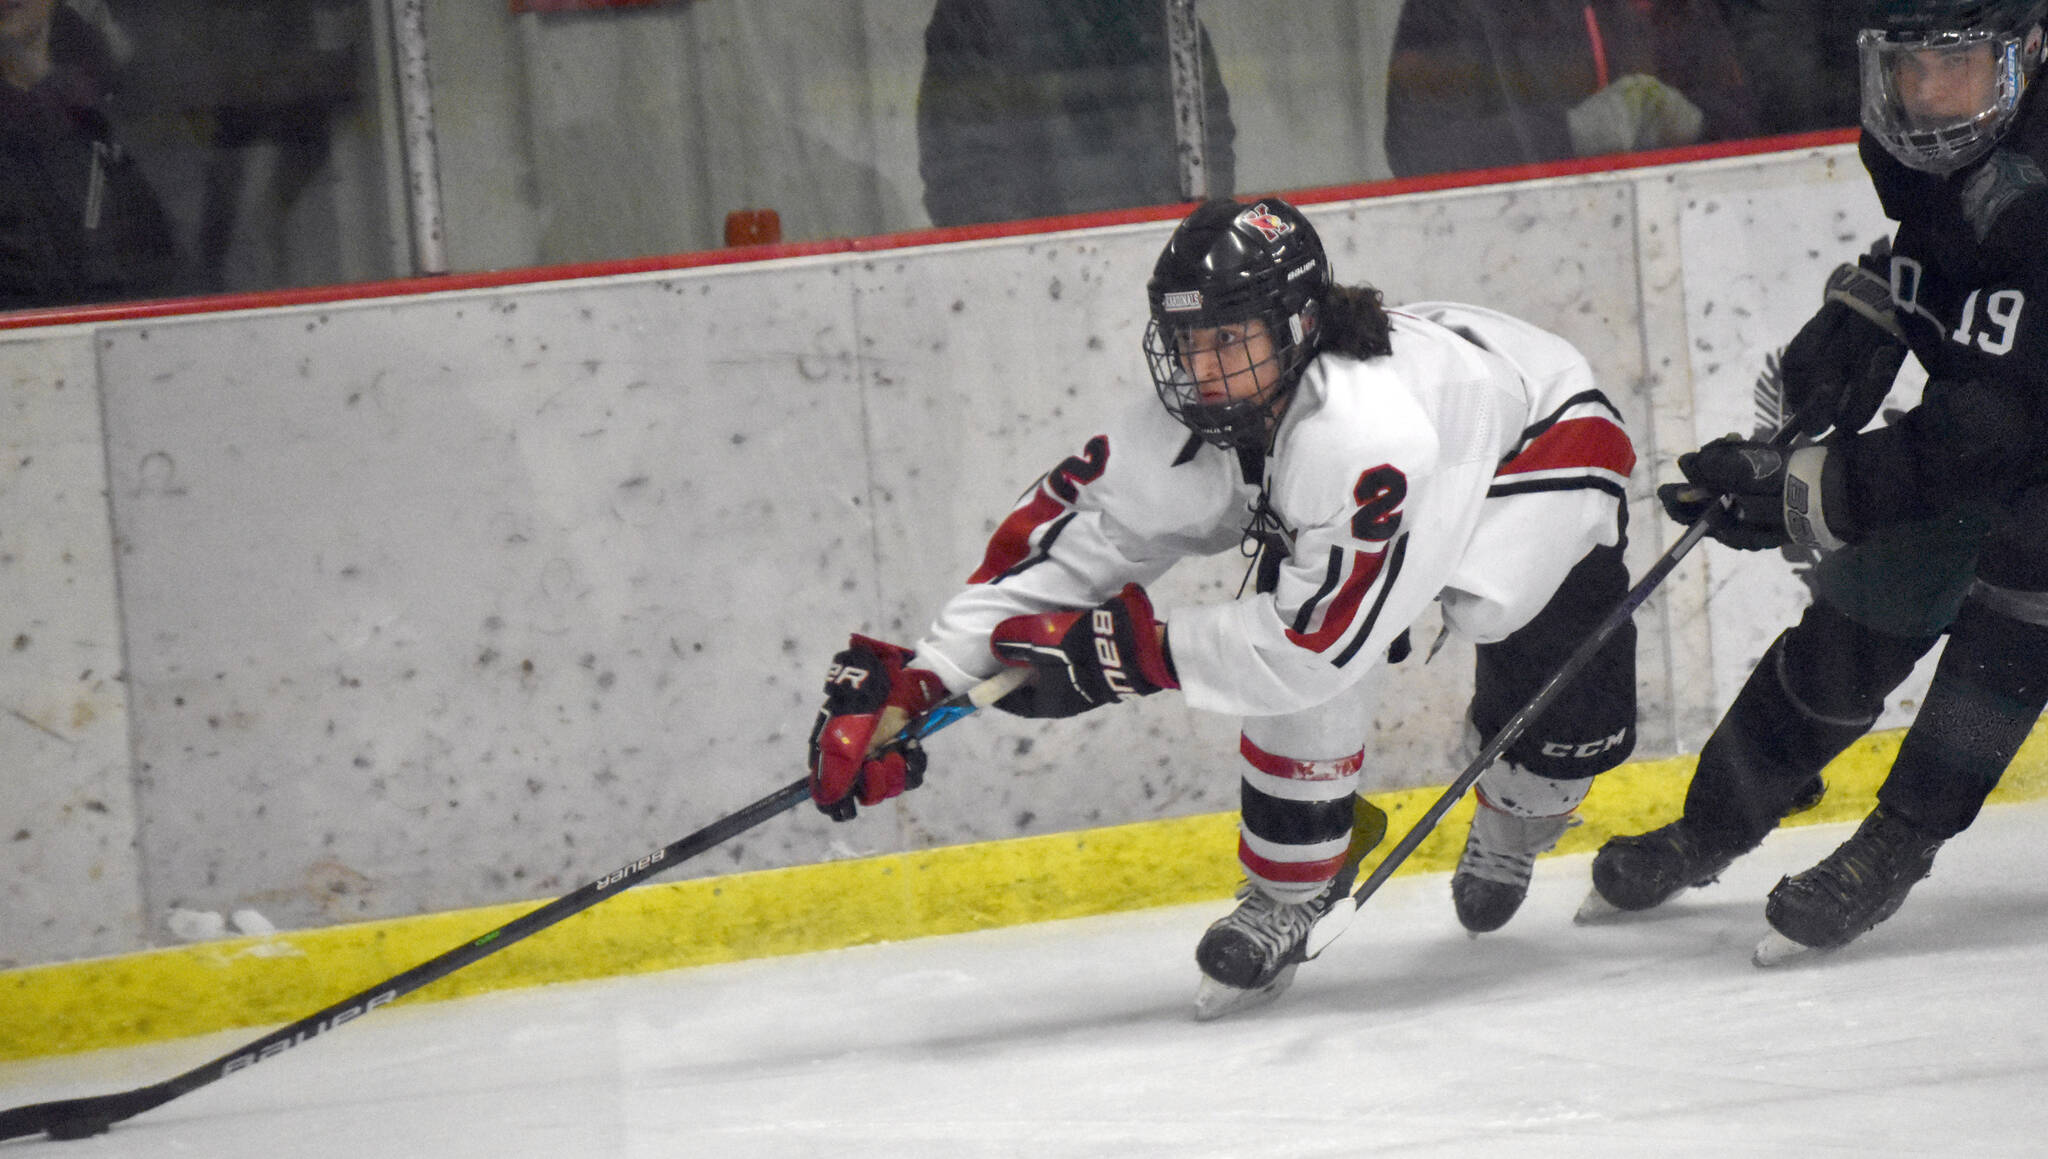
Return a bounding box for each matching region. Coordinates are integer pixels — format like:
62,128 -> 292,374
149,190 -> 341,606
0,670 -> 1023,1142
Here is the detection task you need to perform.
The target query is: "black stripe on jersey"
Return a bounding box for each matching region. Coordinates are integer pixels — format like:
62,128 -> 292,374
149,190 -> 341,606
1292,545 -> 1346,634
1500,389 -> 1626,468
1241,783 -> 1357,847
1334,531 -> 1409,668
989,511 -> 1077,584
1486,476 -> 1628,501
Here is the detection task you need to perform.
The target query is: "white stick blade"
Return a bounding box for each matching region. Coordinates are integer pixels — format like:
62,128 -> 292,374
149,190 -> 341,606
1303,896 -> 1357,958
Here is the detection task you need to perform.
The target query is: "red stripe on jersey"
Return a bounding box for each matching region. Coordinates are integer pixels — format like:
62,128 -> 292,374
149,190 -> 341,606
1239,734 -> 1366,783
967,488 -> 1066,584
1497,416 -> 1636,479
1284,548 -> 1387,653
1239,838 -> 1349,884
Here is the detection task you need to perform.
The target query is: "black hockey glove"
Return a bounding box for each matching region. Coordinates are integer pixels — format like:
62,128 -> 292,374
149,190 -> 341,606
1778,244 -> 1908,439
1658,435 -> 1843,552
987,584 -> 1178,719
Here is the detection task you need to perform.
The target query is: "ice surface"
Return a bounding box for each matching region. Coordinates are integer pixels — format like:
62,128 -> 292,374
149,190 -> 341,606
6,802 -> 2048,1157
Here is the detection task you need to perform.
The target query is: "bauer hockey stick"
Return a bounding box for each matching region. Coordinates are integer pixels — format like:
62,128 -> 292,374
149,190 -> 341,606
1304,412 -> 1812,958
0,667 -> 1030,1144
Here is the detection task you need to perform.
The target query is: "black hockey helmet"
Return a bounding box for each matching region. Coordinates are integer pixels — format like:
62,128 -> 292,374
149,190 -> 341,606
1143,197 -> 1330,451
1860,0 -> 2048,172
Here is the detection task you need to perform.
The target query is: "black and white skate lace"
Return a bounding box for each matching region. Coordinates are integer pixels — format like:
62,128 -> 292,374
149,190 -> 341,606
1457,805 -> 1574,887
1452,804 -> 1575,932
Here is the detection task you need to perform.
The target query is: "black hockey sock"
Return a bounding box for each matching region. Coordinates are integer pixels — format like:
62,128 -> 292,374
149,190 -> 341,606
1686,600 -> 1937,847
1878,595 -> 2048,838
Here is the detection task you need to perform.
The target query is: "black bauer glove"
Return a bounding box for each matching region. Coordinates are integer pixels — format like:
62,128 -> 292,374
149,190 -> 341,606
1658,435 -> 1843,552
806,635 -> 950,822
988,584 -> 1179,719
1778,244 -> 1908,440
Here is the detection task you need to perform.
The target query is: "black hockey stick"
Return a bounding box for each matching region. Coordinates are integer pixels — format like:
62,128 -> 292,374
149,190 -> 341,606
0,668 -> 1029,1143
1304,414 -> 1810,958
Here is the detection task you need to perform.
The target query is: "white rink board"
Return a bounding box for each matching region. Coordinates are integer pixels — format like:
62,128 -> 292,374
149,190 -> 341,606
0,329 -> 145,965
2,144 -> 1909,966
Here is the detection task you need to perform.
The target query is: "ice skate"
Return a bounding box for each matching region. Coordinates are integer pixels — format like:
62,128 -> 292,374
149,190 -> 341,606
1452,798 -> 1576,933
1760,805 -> 1943,958
1578,817 -> 1754,924
1193,875 -> 1347,1021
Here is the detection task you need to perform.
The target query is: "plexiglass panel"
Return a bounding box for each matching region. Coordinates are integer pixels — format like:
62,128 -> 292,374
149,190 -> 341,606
0,0 -> 1860,314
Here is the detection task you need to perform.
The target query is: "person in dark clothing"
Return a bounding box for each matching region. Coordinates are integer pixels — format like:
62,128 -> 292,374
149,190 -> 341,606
1585,0 -> 2048,961
0,0 -> 178,311
1719,0 -> 1866,134
1384,0 -> 1760,178
916,0 -> 1235,226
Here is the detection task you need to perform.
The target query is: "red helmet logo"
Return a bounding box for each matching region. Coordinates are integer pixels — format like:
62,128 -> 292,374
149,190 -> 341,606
1235,203 -> 1293,243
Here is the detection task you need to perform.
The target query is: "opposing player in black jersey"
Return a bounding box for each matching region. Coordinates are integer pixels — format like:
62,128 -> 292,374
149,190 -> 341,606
1584,0 -> 2048,958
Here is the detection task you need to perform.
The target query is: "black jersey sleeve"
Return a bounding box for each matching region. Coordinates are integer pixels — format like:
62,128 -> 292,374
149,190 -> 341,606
1829,374 -> 2048,537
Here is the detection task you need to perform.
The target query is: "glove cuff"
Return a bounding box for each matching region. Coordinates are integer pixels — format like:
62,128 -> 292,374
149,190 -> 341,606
1783,446 -> 1846,551
1115,584 -> 1180,693
898,665 -> 951,714
1823,262 -> 1905,342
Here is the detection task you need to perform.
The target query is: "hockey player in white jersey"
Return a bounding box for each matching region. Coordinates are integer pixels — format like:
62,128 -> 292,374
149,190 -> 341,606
806,196 -> 1639,1016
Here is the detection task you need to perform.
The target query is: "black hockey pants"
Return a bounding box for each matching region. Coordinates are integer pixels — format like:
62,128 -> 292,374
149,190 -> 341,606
1468,541 -> 1637,781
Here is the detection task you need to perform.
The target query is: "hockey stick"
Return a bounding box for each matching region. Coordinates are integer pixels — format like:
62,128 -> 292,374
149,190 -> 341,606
1304,415 -> 1810,958
0,667 -> 1029,1143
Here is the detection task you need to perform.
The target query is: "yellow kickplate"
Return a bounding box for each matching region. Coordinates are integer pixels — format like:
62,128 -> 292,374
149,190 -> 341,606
7,723 -> 2047,1061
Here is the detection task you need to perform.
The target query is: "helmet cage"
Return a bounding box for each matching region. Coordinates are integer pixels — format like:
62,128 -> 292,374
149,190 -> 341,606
1860,10 -> 2048,172
1143,306 -> 1315,450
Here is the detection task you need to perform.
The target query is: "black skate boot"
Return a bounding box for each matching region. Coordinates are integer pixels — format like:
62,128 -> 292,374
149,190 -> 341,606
1580,817 -> 1757,920
1452,801 -> 1576,933
1762,805 -> 1944,953
1195,868 -> 1353,989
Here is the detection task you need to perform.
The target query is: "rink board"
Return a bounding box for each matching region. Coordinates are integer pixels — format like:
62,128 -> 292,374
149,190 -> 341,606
7,725 -> 2048,1063
4,144 -> 1893,973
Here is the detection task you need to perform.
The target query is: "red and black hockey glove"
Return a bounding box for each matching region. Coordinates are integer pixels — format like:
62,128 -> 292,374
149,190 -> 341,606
988,584 -> 1178,719
1778,245 -> 1908,440
807,635 -> 950,822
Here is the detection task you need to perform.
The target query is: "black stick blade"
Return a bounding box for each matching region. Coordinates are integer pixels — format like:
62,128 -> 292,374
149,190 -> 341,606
0,1087 -> 166,1141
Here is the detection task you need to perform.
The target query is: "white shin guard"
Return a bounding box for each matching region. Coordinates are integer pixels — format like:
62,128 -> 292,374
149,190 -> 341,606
1474,757 -> 1592,819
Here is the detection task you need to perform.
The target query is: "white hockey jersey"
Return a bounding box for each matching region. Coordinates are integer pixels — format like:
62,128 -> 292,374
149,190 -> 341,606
912,302 -> 1635,720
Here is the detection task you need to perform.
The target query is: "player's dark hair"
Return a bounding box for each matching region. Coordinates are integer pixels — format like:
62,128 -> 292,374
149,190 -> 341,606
1319,283 -> 1393,360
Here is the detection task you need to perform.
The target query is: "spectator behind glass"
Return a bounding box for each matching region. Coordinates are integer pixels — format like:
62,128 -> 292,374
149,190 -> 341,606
917,0 -> 1236,227
1720,0 -> 1864,135
0,0 -> 178,310
1384,0 -> 1760,178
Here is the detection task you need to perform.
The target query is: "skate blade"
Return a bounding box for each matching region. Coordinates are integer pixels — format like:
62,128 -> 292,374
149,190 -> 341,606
1192,963 -> 1298,1022
1752,930 -> 1821,967
1572,888 -> 1625,925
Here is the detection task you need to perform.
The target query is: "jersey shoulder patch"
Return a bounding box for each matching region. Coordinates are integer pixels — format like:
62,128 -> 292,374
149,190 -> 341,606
1962,149 -> 2048,243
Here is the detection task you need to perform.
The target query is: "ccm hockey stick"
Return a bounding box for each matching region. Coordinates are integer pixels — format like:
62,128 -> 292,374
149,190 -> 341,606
0,667 -> 1029,1144
1304,412 -> 1812,959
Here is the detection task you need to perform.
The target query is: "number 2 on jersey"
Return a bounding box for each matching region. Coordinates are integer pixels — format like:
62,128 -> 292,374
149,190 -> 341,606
1350,465 -> 1407,543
